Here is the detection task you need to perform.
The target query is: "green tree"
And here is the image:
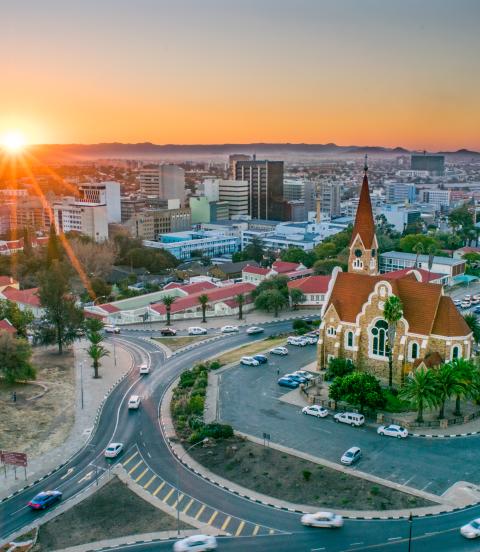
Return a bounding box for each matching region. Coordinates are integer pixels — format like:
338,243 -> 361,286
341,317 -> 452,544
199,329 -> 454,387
0,333 -> 36,383
280,247 -> 315,268
399,367 -> 438,423
384,295 -> 403,389
22,227 -> 33,257
0,299 -> 34,338
399,234 -> 440,254
85,317 -> 105,334
449,205 -> 474,244
86,333 -> 110,379
464,313 -> 480,344
251,275 -> 289,300
412,241 -> 424,268
326,357 -> 355,380
198,294 -> 209,323
289,288 -> 306,310
161,295 -> 176,326
451,358 -> 474,416
433,363 -> 464,419
313,259 -> 344,275
254,289 -> 288,317
235,293 -> 245,320
46,224 -> 62,266
329,372 -> 385,413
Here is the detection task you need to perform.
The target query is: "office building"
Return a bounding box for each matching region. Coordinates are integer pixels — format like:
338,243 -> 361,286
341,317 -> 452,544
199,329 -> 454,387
124,207 -> 191,240
200,179 -> 220,202
139,165 -> 185,205
316,181 -> 342,218
385,182 -> 416,204
211,201 -> 230,221
53,197 -> 108,242
411,153 -> 445,176
376,204 -> 422,233
78,181 -> 121,223
229,154 -> 251,179
420,189 -> 451,211
8,197 -> 52,232
283,180 -> 316,218
218,179 -> 250,218
121,197 -> 147,223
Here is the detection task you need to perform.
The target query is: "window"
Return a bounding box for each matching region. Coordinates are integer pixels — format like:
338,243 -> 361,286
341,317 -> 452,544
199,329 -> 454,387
452,345 -> 461,360
371,319 -> 388,357
345,331 -> 354,348
409,342 -> 419,361
353,258 -> 363,269
327,326 -> 336,337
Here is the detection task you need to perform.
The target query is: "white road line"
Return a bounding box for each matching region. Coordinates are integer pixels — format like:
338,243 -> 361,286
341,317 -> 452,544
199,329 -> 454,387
350,543 -> 364,546
9,505 -> 29,516
388,537 -> 402,541
402,475 -> 415,486
421,481 -> 433,491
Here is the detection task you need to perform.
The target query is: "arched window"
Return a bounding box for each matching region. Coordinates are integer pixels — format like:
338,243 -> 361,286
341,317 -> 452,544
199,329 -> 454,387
353,258 -> 363,269
452,345 -> 461,360
410,342 -> 419,360
345,331 -> 354,348
327,326 -> 336,337
371,319 -> 388,357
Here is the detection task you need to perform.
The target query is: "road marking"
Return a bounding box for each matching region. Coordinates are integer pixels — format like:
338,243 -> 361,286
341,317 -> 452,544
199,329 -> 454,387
128,460 -> 143,475
221,516 -> 231,531
235,520 -> 245,536
182,498 -> 194,515
163,488 -> 175,503
153,481 -> 166,496
421,482 -> 432,491
388,537 -> 402,541
172,493 -> 184,509
143,475 -> 156,490
252,524 -> 260,536
194,504 -> 206,520
269,529 -> 275,535
402,475 -> 415,486
60,468 -> 74,480
135,468 -> 148,482
350,543 -> 364,546
78,470 -> 94,483
207,511 -> 218,525
122,450 -> 139,468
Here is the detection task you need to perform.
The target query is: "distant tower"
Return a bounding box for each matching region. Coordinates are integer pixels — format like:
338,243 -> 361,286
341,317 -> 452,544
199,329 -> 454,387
315,182 -> 321,223
348,155 -> 378,275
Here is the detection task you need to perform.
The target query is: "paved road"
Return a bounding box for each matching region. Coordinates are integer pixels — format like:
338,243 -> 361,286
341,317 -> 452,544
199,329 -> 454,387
2,320 -> 480,551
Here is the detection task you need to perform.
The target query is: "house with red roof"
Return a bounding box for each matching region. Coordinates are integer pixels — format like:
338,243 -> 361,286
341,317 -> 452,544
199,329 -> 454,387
0,286 -> 44,318
0,276 -> 20,293
0,318 -> 16,335
288,276 -> 331,308
242,260 -> 313,286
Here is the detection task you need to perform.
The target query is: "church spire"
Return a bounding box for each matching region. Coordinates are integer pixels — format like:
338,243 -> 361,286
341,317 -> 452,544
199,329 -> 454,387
350,155 -> 375,249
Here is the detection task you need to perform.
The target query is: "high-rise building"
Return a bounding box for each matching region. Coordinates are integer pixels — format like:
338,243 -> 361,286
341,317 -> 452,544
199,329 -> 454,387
8,197 -> 52,232
121,197 -> 147,223
78,181 -> 121,223
124,207 -> 191,240
200,179 -> 220,202
218,179 -> 250,218
420,189 -> 451,210
139,165 -> 186,205
411,153 -> 445,176
53,198 -> 108,242
385,182 -> 417,204
282,180 -> 316,218
228,154 -> 251,179
316,181 -> 342,218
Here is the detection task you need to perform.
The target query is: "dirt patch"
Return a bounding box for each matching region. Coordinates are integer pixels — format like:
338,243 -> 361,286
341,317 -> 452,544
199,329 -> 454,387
0,347 -> 75,458
215,336 -> 287,365
31,477 -> 192,551
154,336 -> 209,351
189,437 -> 433,511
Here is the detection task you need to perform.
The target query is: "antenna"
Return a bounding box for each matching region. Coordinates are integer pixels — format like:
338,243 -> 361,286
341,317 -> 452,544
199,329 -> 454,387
364,154 -> 368,174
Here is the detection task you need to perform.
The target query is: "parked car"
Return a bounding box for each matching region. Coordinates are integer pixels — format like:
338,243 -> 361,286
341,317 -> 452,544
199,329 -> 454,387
240,356 -> 260,366
128,395 -> 141,409
104,325 -> 120,334
221,325 -> 239,333
253,354 -> 268,364
139,362 -> 150,375
453,299 -> 462,306
341,446 -> 362,465
472,297 -> 480,305
465,294 -> 472,301
284,372 -> 307,384
104,442 -> 124,458
188,327 -> 207,335
461,300 -> 471,309
278,377 -> 299,389
301,511 -> 343,528
302,405 -> 329,418
461,518 -> 480,539
377,424 -> 408,439
303,335 -> 318,345
334,412 -> 365,427
270,346 -> 288,355
173,534 -> 217,551
28,490 -> 62,510
160,327 -> 177,336
246,326 -> 264,335
474,306 -> 480,314
287,336 -> 307,346
294,370 -> 314,381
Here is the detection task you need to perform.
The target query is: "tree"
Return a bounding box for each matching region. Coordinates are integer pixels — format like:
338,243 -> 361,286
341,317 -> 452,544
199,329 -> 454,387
384,295 -> 403,389
251,275 -> 289,300
289,288 -> 306,310
85,317 -> 105,334
280,247 -> 315,268
326,357 -> 355,380
399,367 -> 438,423
254,289 -> 288,318
412,241 -> 424,268
0,299 -> 34,338
22,227 -> 33,257
46,224 -> 62,266
86,339 -> 110,379
433,363 -> 464,419
161,295 -> 176,326
0,333 -> 36,383
313,259 -> 344,275
243,236 -> 265,263
198,294 -> 209,323
399,234 -> 440,254
235,294 -> 245,320
69,238 -> 117,280
451,358 -> 474,416
464,313 -> 480,344
449,205 -> 474,244
329,372 -> 385,413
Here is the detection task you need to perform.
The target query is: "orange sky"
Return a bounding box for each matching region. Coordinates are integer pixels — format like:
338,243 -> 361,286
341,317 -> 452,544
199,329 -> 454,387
2,0 -> 479,150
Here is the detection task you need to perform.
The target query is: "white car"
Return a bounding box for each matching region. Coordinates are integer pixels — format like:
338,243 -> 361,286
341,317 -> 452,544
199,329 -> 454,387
240,356 -> 260,366
303,335 -> 318,345
269,346 -> 288,355
246,326 -> 264,335
104,325 -> 120,334
287,336 -> 307,346
341,446 -> 362,465
128,395 -> 141,409
461,518 -> 480,539
377,424 -> 408,439
188,327 -> 208,335
221,325 -> 239,333
334,412 -> 365,427
173,534 -> 217,551
301,511 -> 343,528
302,405 -> 329,418
453,299 -> 462,306
139,363 -> 150,375
294,370 -> 314,381
104,442 -> 124,458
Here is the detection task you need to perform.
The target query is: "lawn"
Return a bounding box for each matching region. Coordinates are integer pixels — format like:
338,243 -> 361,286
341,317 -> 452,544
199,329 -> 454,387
215,336 -> 287,365
154,336 -> 209,351
189,437 -> 434,511
31,477 -> 192,551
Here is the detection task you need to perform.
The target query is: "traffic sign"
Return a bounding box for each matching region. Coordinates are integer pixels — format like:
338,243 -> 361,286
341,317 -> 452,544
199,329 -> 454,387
0,451 -> 27,467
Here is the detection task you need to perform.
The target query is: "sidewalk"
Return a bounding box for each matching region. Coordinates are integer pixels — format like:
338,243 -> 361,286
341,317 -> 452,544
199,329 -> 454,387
0,340 -> 133,500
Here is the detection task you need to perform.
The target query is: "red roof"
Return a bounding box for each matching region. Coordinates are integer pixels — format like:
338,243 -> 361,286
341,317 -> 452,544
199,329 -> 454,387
271,260 -> 302,274
97,303 -> 120,313
163,281 -> 218,295
350,171 -> 376,249
284,268 -> 314,279
0,286 -> 40,307
0,276 -> 17,287
150,282 -> 256,314
383,268 -> 444,283
242,265 -> 270,276
288,275 -> 331,293
0,319 -> 16,334
223,296 -> 253,308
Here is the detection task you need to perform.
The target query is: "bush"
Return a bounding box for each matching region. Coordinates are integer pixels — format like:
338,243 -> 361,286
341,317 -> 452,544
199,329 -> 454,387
302,470 -> 312,482
383,389 -> 412,413
370,486 -> 380,496
179,371 -> 196,389
292,319 -> 308,331
325,357 -> 355,380
186,395 -> 205,415
209,360 -> 222,370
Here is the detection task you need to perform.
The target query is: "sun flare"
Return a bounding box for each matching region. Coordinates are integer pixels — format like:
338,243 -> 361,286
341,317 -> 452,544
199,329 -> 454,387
2,131 -> 26,153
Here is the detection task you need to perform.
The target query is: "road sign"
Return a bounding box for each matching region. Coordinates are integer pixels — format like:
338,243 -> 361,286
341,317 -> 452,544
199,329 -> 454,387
0,451 -> 27,467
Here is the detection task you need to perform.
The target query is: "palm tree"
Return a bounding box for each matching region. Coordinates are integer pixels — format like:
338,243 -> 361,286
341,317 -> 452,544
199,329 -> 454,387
451,357 -> 474,416
85,317 -> 104,336
433,363 -> 464,419
87,341 -> 110,379
235,294 -> 245,320
412,242 -> 424,268
384,295 -> 403,389
161,295 -> 176,326
198,294 -> 209,323
399,367 -> 438,423
464,313 -> 480,344
289,288 -> 306,311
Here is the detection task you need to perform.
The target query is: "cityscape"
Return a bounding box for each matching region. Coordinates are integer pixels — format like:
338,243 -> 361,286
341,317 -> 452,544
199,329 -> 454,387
1,1 -> 480,551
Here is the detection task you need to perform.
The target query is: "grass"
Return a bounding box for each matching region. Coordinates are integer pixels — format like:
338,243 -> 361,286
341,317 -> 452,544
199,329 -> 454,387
154,336 -> 209,351
215,336 -> 287,365
31,477 -> 192,551
383,389 -> 413,413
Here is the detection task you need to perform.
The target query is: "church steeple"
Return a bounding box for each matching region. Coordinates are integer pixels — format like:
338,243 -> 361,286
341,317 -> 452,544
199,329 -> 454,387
348,156 -> 378,275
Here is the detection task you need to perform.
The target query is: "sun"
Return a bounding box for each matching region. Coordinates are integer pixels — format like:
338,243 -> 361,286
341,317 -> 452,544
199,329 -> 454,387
1,131 -> 26,154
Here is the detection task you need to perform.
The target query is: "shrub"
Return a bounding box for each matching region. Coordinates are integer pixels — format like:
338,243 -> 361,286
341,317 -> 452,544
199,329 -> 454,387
302,470 -> 312,482
179,370 -> 196,388
293,319 -> 308,331
209,360 -> 222,370
325,357 -> 355,380
187,395 -> 205,415
370,486 -> 380,496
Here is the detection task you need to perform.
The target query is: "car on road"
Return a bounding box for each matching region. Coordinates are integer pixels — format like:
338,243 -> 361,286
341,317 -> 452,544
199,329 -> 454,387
253,354 -> 268,364
460,518 -> 480,539
474,306 -> 480,315
188,326 -> 207,335
221,325 -> 239,333
301,511 -> 343,528
302,405 -> 329,418
270,346 -> 288,355
377,424 -> 408,439
278,377 -> 299,389
28,490 -> 62,510
173,534 -> 217,551
246,326 -> 264,335
104,325 -> 120,334
128,395 -> 141,409
240,356 -> 260,366
341,446 -> 362,465
160,327 -> 177,336
284,372 -> 307,384
104,442 -> 124,458
287,336 -> 307,346
454,299 -> 462,307
294,370 -> 314,381
139,362 -> 150,375
461,300 -> 471,309
334,412 -> 365,427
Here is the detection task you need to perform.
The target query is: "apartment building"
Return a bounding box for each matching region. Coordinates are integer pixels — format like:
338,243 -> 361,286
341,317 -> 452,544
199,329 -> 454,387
139,165 -> 185,205
124,207 -> 191,240
53,197 -> 108,242
78,181 -> 121,222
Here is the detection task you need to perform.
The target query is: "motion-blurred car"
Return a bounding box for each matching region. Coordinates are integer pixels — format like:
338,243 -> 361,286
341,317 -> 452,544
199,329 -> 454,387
104,325 -> 120,334
302,405 -> 329,418
221,325 -> 239,333
294,370 -> 314,381
377,424 -> 408,439
160,327 -> 177,336
284,372 -> 307,384
28,490 -> 62,510
461,518 -> 480,539
128,395 -> 141,409
240,356 -> 260,366
301,511 -> 343,528
246,326 -> 264,335
269,346 -> 288,355
253,354 -> 268,364
188,327 -> 207,335
287,336 -> 307,346
173,534 -> 217,551
104,442 -> 124,458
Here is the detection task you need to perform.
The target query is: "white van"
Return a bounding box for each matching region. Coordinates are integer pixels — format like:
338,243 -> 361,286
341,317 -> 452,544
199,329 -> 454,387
128,395 -> 141,410
139,363 -> 150,375
334,412 -> 365,427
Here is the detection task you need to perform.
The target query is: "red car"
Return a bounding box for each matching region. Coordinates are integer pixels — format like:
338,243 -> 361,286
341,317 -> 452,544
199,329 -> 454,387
160,327 -> 177,336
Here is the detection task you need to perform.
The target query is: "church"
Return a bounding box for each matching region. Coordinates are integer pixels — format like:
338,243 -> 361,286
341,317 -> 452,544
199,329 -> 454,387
317,162 -> 473,385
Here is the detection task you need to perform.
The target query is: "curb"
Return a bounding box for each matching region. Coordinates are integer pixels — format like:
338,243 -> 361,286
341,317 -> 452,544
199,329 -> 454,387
412,431 -> 480,438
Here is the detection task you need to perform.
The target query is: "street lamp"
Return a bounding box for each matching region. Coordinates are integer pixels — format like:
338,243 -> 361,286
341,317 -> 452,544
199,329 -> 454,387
408,512 -> 413,552
176,439 -> 208,536
80,360 -> 84,409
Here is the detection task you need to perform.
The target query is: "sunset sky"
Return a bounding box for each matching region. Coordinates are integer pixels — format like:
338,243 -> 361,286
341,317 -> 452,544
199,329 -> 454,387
2,0 -> 479,150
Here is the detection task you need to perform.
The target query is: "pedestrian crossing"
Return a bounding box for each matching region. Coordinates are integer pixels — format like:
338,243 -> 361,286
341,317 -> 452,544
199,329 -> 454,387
121,445 -> 281,537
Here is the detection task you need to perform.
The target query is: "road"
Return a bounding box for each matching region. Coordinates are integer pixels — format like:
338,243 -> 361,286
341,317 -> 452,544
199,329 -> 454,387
1,320 -> 480,551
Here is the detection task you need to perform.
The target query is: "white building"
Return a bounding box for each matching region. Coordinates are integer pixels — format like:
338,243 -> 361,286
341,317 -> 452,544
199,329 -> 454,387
420,189 -> 451,211
53,197 -> 108,242
200,179 -> 220,202
78,181 -> 121,223
139,165 -> 185,206
218,179 -> 250,218
376,204 -> 422,233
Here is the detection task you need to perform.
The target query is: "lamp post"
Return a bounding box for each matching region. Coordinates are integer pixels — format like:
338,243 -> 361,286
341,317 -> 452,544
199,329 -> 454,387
80,360 -> 84,409
408,512 -> 413,552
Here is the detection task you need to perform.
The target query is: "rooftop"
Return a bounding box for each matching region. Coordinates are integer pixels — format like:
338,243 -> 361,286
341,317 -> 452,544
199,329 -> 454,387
380,251 -> 465,266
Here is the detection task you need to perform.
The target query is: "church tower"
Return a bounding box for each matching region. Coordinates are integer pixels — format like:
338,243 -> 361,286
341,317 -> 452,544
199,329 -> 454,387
348,156 -> 378,275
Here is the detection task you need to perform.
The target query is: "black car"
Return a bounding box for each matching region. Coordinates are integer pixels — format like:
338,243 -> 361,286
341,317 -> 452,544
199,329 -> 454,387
253,354 -> 268,364
160,327 -> 177,336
